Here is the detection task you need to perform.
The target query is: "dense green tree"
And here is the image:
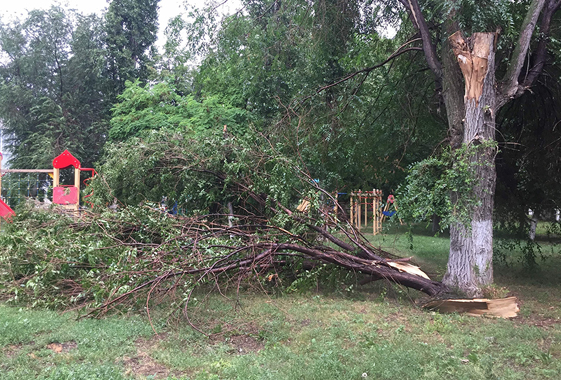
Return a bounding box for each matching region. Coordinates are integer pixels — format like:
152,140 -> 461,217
495,60 -> 561,239
104,0 -> 160,94
0,0 -> 162,167
188,0 -> 444,192
108,80 -> 249,141
0,7 -> 111,168
155,15 -> 194,94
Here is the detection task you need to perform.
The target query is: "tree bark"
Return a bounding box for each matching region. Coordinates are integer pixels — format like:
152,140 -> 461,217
402,0 -> 556,296
529,217 -> 537,241
443,32 -> 497,296
441,12 -> 465,149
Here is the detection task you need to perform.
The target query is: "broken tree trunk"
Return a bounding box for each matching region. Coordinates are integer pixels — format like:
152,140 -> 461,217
404,0 -> 553,298
443,32 -> 497,296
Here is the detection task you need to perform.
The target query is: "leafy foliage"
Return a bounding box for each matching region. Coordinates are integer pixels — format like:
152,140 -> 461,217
0,203 -> 205,309
108,80 -> 249,141
92,128 -> 306,212
183,0 -> 446,193
0,2 -> 162,168
0,7 -> 111,168
397,143 -> 497,230
104,0 -> 160,93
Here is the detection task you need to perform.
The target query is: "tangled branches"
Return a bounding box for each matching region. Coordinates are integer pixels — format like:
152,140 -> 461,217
0,203 -> 444,321
0,130 -> 446,326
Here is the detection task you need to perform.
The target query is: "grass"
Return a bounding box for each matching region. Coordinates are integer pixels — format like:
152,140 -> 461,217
1,225 -> 560,379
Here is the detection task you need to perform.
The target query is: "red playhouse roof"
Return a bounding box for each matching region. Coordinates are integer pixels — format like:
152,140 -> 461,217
53,150 -> 81,169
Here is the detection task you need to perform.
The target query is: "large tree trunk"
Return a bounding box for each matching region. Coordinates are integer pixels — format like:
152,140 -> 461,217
442,32 -> 497,296
401,0 -> 552,296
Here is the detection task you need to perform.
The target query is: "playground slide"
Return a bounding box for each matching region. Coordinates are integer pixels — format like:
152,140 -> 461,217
0,198 -> 15,220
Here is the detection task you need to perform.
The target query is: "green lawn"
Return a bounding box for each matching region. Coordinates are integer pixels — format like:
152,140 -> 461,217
1,226 -> 560,380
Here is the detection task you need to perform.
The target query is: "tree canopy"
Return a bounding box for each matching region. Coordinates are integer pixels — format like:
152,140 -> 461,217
0,7 -> 110,168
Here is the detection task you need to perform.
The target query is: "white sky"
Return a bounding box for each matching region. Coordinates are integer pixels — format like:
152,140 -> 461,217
0,0 -> 242,45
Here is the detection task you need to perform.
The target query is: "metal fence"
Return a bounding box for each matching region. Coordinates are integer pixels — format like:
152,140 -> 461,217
0,171 -> 53,208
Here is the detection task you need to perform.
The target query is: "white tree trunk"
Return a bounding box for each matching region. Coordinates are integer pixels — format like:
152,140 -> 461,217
529,212 -> 537,241
404,0 -> 550,296
227,201 -> 234,239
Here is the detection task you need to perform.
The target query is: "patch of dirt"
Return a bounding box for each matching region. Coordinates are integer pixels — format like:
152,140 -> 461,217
121,334 -> 188,380
357,307 -> 368,314
46,341 -> 78,353
3,344 -> 23,358
47,343 -> 63,353
122,352 -> 171,380
62,341 -> 78,350
227,334 -> 264,354
3,340 -> 36,358
510,295 -> 560,327
209,322 -> 264,354
515,316 -> 560,328
135,334 -> 168,352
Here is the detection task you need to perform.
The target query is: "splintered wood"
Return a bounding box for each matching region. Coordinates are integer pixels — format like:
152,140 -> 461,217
423,297 -> 519,318
449,31 -> 495,103
296,199 -> 310,212
387,261 -> 431,280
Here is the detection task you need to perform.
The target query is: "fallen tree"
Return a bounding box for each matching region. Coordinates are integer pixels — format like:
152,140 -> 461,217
82,213 -> 445,315
0,203 -> 445,320
0,130 -> 447,321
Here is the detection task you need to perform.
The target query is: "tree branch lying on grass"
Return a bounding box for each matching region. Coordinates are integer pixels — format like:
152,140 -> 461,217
1,201 -> 446,324
0,131 -> 447,327
82,215 -> 445,319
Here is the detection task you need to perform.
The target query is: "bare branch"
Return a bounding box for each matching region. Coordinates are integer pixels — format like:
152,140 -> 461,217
309,41 -> 423,98
517,0 -> 561,94
402,0 -> 443,81
498,0 -> 547,108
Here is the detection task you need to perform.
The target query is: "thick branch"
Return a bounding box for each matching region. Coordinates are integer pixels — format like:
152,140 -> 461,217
519,0 -> 561,93
275,244 -> 445,296
84,240 -> 446,319
400,0 -> 442,81
498,0 -> 547,108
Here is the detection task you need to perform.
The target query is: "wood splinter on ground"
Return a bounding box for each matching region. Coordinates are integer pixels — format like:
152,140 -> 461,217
422,297 -> 519,318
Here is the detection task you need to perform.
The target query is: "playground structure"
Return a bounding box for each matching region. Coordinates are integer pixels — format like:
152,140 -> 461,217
0,152 -> 16,220
298,188 -> 400,235
349,190 -> 383,235
346,190 -> 400,235
0,150 -> 95,221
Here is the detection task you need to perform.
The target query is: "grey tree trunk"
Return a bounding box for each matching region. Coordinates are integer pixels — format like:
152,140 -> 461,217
431,214 -> 441,234
442,33 -> 497,296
